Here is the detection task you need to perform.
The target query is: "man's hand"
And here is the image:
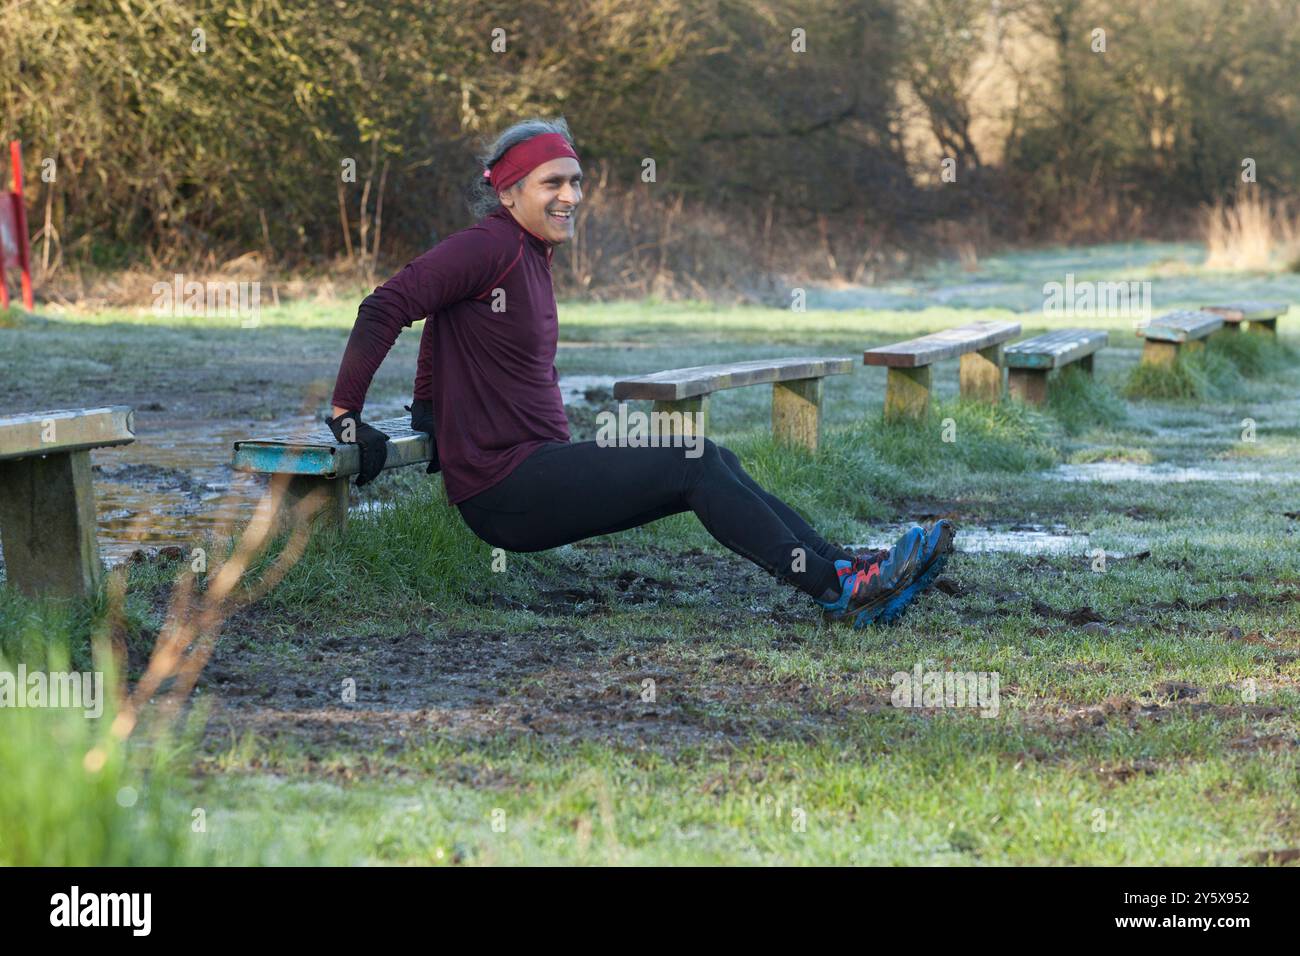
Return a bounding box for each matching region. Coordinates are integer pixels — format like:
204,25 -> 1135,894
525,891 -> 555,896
325,410 -> 389,486
405,399 -> 441,474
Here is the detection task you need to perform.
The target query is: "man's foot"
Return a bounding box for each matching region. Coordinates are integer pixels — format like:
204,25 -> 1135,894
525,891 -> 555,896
873,519 -> 956,624
818,525 -> 925,628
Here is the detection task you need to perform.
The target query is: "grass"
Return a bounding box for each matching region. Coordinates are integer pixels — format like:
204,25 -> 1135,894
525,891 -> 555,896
188,714 -> 1300,865
1124,343 -> 1242,401
1068,446 -> 1155,465
1044,365 -> 1128,436
3,265 -> 1300,865
1201,191 -> 1300,272
1211,329 -> 1297,376
1123,329 -> 1295,402
0,626 -> 203,865
260,478 -> 501,615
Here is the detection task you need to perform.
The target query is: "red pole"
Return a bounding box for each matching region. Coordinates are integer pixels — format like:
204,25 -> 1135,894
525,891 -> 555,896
10,141 -> 33,309
0,147 -> 8,309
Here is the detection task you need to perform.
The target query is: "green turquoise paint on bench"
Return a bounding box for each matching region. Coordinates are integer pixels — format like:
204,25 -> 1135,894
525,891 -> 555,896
1004,329 -> 1108,371
1140,310 -> 1222,343
232,417 -> 433,478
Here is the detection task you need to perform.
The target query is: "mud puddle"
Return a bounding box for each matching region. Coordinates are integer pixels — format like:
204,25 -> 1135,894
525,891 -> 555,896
45,382 -> 618,568
1048,462 -> 1281,483
851,523 -> 1118,557
557,374 -> 616,405
89,412 -> 315,565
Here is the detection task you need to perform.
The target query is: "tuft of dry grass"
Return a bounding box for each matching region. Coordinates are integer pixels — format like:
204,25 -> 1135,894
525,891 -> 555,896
1201,191 -> 1300,272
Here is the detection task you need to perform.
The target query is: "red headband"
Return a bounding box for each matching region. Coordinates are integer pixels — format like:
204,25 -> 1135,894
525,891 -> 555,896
484,132 -> 580,193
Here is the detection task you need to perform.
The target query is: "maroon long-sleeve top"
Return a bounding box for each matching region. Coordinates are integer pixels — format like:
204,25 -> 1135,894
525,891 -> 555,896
330,206 -> 571,503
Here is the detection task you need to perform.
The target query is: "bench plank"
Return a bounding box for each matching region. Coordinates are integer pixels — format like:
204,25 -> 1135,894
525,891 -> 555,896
0,405 -> 135,461
613,356 -> 854,401
1004,329 -> 1108,371
1203,301 -> 1288,337
864,320 -> 1021,369
232,417 -> 433,478
231,416 -> 436,536
1201,301 -> 1288,322
1140,310 -> 1222,343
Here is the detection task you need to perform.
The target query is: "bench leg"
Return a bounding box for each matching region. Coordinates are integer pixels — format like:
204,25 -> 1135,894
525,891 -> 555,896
959,343 -> 1004,403
884,366 -> 931,422
0,450 -> 102,599
1007,368 -> 1049,405
1078,353 -> 1095,376
651,396 -> 708,439
1248,318 -> 1277,336
772,377 -> 823,451
1141,340 -> 1180,367
269,474 -> 349,535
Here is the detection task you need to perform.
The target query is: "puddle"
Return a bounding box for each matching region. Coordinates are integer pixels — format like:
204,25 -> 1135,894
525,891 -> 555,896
2,382 -> 617,572
557,374 -> 616,406
851,524 -> 1110,557
955,526 -> 1093,555
87,411 -> 318,566
1047,463 -> 1273,483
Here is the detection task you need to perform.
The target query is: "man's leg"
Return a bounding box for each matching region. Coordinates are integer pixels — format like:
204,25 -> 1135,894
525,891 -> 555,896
713,443 -> 853,565
457,439 -> 843,600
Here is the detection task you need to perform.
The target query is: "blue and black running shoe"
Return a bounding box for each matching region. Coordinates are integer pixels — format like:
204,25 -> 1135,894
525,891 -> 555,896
817,524 -> 925,628
872,519 -> 956,624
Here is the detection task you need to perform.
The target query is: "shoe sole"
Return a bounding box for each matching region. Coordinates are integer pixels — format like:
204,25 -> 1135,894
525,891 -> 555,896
852,522 -> 956,628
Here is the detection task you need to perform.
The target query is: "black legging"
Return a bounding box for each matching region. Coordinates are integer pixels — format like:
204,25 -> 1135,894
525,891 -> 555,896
457,438 -> 851,599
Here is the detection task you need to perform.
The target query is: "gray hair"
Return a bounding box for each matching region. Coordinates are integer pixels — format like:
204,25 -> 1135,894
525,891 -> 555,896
468,117 -> 576,218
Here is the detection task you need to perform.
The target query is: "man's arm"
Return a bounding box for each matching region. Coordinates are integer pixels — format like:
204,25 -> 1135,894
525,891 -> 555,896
329,226 -> 510,415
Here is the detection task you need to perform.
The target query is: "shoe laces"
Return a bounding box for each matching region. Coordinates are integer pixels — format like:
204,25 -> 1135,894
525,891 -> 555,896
848,548 -> 889,575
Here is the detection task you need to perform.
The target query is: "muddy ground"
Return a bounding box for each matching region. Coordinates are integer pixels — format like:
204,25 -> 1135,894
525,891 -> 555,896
5,299 -> 1300,863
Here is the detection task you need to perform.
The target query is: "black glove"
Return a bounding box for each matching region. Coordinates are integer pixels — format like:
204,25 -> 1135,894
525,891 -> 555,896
405,399 -> 441,475
325,411 -> 389,487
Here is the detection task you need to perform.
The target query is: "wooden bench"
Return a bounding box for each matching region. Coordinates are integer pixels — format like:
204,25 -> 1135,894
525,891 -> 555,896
612,356 -> 855,451
1201,301 -> 1289,336
231,417 -> 435,533
1004,329 -> 1108,404
863,320 -> 1021,421
0,406 -> 135,598
1138,310 -> 1222,366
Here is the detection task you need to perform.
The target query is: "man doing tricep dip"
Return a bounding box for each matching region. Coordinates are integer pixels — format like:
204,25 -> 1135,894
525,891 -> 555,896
327,118 -> 954,627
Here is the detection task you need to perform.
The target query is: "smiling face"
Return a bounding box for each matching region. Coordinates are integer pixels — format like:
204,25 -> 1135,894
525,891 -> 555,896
498,156 -> 583,245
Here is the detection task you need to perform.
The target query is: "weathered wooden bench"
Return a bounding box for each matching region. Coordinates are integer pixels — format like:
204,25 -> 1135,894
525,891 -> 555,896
231,417 -> 435,533
1138,310 -> 1222,366
612,356 -> 855,451
1201,301 -> 1289,336
862,320 -> 1021,421
0,406 -> 135,598
1004,329 -> 1108,404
